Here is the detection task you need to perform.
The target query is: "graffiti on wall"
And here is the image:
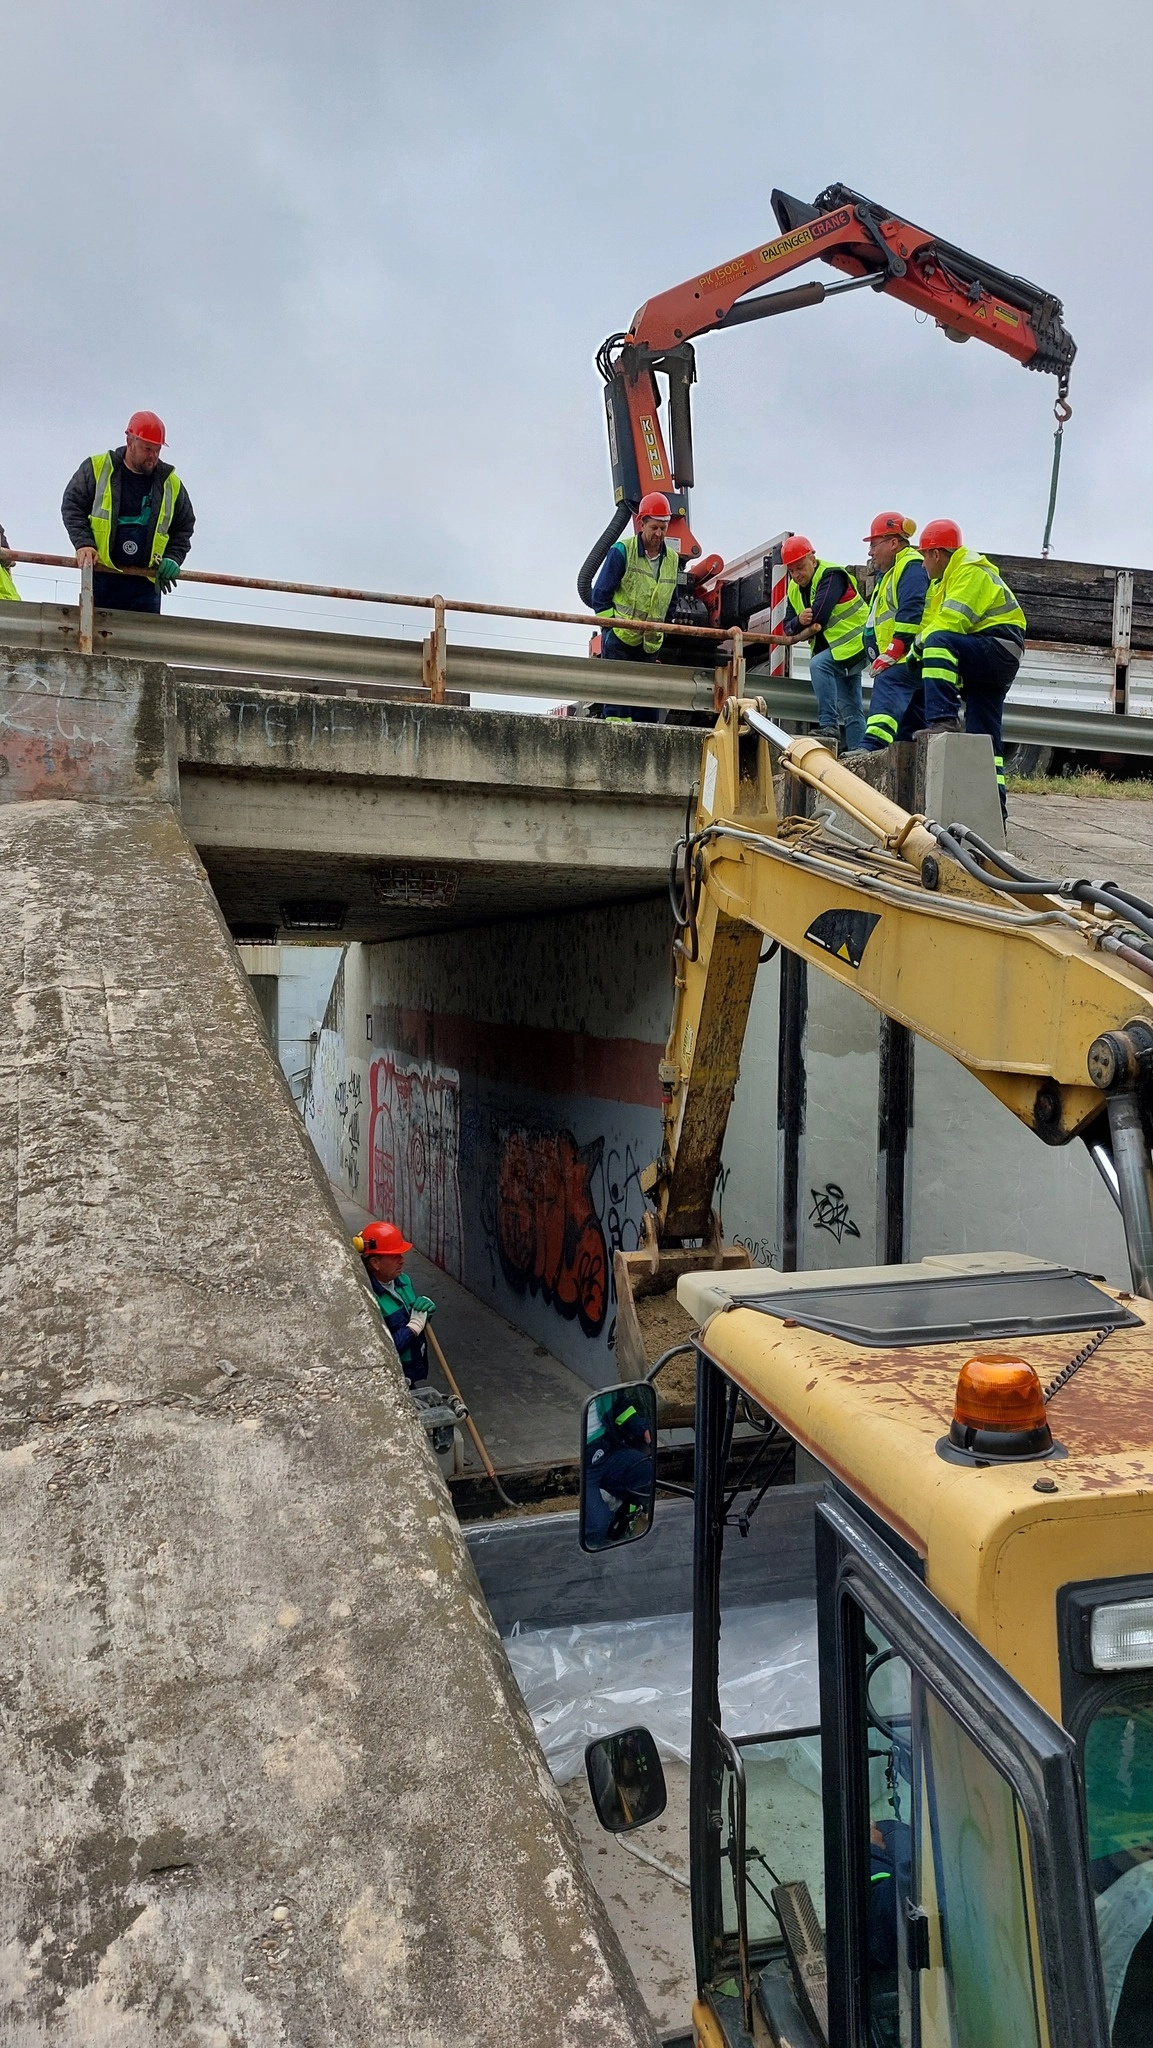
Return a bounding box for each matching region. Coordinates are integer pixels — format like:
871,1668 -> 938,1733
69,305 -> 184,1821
808,1182 -> 860,1244
368,1053 -> 464,1278
492,1126 -> 648,1341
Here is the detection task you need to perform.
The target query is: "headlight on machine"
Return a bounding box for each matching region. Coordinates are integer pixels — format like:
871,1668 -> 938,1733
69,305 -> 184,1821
1089,1598 -> 1153,1672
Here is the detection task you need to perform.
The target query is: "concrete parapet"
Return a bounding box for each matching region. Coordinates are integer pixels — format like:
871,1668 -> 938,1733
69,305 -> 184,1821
0,798 -> 656,2045
0,648 -> 176,804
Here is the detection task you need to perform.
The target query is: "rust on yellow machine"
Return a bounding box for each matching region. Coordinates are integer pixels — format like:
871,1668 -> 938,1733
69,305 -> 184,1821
679,1253 -> 1153,1722
648,700 -> 1153,1246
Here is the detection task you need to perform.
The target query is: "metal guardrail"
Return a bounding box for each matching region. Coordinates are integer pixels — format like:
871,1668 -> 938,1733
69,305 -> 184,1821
3,561 -> 1153,754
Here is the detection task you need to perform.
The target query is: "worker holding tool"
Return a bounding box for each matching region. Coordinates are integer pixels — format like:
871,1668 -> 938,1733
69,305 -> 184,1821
352,1220 -> 437,1387
592,492 -> 679,723
858,512 -> 930,751
915,520 -> 1027,818
0,522 -> 20,601
61,411 -> 194,615
776,535 -> 868,753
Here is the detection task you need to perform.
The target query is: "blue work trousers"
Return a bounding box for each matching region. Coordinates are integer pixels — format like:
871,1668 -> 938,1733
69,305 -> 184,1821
808,647 -> 866,752
921,629 -> 1023,816
862,660 -> 925,750
93,570 -> 162,614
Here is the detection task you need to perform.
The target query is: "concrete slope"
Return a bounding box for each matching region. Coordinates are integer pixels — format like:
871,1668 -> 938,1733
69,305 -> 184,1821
0,799 -> 657,2047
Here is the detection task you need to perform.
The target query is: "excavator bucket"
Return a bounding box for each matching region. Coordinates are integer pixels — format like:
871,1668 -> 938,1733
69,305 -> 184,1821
613,1216 -> 751,1426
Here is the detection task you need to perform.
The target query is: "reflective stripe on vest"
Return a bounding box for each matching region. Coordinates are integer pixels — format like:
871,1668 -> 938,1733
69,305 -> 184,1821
866,546 -> 924,655
788,559 -> 868,663
87,452 -> 182,577
921,548 -> 1026,640
600,534 -> 679,653
0,562 -> 19,602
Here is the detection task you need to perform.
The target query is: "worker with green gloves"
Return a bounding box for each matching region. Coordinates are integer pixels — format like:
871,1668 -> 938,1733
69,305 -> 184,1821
0,522 -> 20,602
776,533 -> 869,753
61,410 -> 194,615
915,519 -> 1027,819
353,1219 -> 437,1386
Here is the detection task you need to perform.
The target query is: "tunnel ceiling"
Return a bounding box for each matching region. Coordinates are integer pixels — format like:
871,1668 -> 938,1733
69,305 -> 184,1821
198,845 -> 667,943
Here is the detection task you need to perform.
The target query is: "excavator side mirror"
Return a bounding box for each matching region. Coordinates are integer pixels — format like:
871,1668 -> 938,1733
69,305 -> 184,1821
584,1727 -> 667,1833
578,1381 -> 657,1553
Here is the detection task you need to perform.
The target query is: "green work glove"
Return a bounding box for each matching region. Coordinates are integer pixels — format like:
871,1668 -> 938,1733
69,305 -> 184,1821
156,556 -> 181,595
411,1295 -> 436,1316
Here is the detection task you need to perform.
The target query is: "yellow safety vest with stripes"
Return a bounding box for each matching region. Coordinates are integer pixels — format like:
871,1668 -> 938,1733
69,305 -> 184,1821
920,548 -> 1026,642
87,452 -> 182,580
866,546 -> 924,655
600,533 -> 680,653
787,560 -> 869,664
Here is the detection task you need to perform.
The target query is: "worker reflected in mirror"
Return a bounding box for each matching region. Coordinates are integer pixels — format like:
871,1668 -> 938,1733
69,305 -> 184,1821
579,1382 -> 657,1551
585,1726 -> 668,1832
61,411 -> 195,614
0,521 -> 20,602
776,534 -> 868,754
858,511 -> 930,753
352,1220 -> 437,1386
591,492 -> 677,724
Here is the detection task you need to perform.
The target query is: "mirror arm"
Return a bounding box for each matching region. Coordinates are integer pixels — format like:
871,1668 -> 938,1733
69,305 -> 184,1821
645,1340 -> 697,1384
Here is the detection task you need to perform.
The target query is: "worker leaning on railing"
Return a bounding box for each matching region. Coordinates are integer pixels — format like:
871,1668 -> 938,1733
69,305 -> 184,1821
61,410 -> 195,616
592,490 -> 679,726
775,534 -> 869,753
0,521 -> 19,602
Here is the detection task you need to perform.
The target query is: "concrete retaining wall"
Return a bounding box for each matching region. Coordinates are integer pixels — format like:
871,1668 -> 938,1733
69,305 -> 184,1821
0,796 -> 656,2046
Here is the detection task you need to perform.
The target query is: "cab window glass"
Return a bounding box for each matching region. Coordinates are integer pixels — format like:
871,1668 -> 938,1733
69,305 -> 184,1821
854,1610 -> 1045,2048
918,1686 -> 1043,2048
1082,1685 -> 1153,2047
720,1733 -> 825,1946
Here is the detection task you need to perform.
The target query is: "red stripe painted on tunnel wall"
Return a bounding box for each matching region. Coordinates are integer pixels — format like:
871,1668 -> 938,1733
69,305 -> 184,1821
374,1006 -> 664,1109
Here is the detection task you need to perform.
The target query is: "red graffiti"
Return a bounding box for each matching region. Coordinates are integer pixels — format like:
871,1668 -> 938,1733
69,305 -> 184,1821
496,1129 -> 609,1336
368,1053 -> 464,1278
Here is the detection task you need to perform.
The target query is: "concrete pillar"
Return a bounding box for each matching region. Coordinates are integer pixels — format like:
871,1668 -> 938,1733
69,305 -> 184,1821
0,648 -> 176,803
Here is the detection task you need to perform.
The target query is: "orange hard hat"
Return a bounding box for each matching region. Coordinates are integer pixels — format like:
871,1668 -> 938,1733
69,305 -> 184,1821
919,518 -> 962,552
637,492 -> 671,520
865,511 -> 917,542
780,534 -> 814,568
125,410 -> 166,446
353,1219 -> 412,1256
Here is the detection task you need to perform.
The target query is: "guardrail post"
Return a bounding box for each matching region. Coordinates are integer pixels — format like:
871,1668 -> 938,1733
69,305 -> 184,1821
422,596 -> 447,703
1112,568 -> 1133,714
78,557 -> 94,656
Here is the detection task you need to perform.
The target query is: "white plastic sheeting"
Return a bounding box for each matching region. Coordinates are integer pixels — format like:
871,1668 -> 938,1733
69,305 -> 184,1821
505,1599 -> 819,1784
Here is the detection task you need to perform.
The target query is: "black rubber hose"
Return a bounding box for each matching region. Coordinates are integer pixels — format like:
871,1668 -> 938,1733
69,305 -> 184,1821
953,825 -> 1153,924
935,828 -> 1153,945
577,501 -> 631,609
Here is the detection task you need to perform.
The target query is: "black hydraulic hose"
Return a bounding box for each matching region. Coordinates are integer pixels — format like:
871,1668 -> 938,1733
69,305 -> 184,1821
577,501 -> 631,610
951,824 -> 1153,926
934,826 -> 1153,946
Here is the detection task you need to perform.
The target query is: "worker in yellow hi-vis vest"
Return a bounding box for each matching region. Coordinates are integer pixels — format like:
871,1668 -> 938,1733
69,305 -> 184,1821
61,411 -> 195,615
0,522 -> 19,601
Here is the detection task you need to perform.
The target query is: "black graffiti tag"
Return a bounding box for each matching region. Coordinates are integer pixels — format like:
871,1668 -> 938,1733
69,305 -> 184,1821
808,1182 -> 860,1244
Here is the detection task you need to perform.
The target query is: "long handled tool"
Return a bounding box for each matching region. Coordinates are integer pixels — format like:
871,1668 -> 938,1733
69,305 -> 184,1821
426,1324 -> 518,1511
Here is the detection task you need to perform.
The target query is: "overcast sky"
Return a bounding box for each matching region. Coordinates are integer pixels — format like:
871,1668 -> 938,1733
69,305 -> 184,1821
4,1 -> 1151,656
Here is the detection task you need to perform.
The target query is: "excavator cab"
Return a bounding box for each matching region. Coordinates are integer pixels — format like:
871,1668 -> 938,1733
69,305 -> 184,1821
581,1253 -> 1153,2047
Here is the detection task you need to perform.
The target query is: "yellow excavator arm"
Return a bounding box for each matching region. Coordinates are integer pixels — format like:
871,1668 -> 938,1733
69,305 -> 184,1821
646,701 -> 1153,1293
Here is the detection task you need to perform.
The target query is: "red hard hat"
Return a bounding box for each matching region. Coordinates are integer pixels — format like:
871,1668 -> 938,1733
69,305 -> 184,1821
637,492 -> 671,519
353,1219 -> 413,1256
125,410 -> 166,446
781,534 -> 814,568
919,518 -> 962,552
864,511 -> 917,542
